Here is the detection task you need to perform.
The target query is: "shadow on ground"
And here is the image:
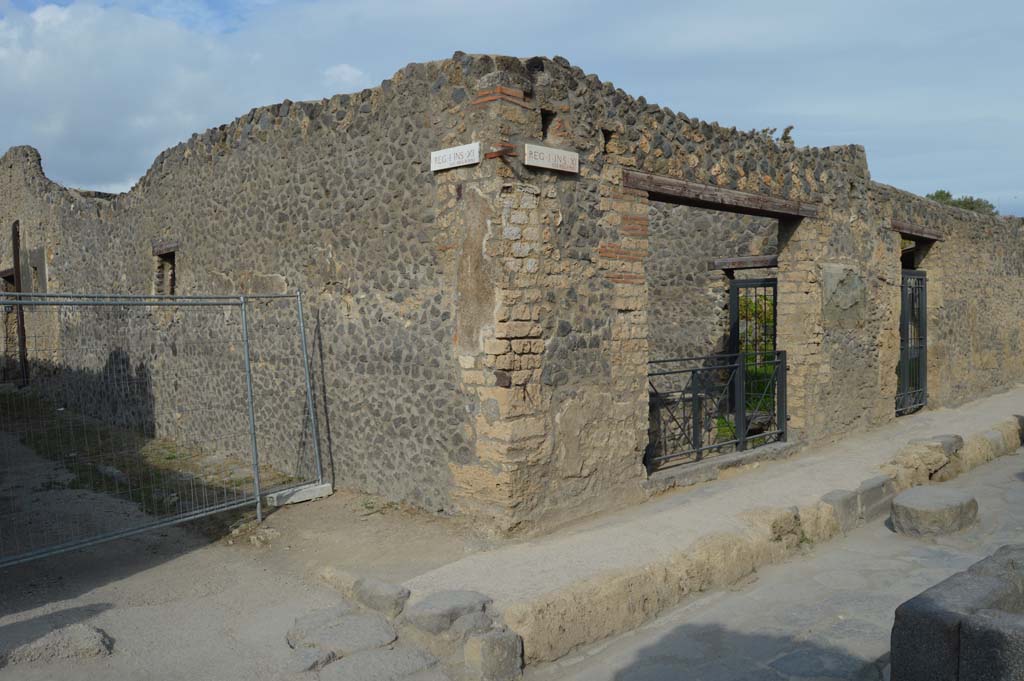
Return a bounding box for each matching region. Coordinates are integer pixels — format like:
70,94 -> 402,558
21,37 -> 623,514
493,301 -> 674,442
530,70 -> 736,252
612,623 -> 887,681
0,603 -> 114,666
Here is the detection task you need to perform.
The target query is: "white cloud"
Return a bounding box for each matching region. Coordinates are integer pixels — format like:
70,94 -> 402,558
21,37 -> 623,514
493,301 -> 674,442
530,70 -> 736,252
0,0 -> 1020,215
323,62 -> 365,89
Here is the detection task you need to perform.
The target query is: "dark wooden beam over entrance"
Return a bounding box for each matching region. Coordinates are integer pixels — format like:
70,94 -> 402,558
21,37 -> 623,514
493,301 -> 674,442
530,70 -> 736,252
708,255 -> 780,272
622,170 -> 820,220
890,219 -> 945,242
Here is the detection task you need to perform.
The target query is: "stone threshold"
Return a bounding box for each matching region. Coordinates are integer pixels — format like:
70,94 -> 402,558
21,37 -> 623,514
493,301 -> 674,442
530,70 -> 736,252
643,441 -> 802,495
393,387 -> 1024,670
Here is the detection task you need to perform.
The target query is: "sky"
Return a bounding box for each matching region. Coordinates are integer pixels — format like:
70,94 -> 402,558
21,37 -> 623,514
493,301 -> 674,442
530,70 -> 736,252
0,0 -> 1021,215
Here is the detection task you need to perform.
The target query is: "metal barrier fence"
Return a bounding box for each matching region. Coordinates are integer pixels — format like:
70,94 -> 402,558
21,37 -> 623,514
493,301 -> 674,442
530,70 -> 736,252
0,292 -> 323,568
646,351 -> 787,468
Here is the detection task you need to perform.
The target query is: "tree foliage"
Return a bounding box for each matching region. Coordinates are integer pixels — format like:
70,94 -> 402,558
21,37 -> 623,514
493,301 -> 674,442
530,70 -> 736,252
926,189 -> 999,216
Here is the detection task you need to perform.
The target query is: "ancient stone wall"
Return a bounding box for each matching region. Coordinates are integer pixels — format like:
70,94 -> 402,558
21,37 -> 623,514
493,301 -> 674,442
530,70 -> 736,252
3,52 -> 1023,534
872,183 -> 1024,409
646,204 -> 776,361
0,58 -> 485,512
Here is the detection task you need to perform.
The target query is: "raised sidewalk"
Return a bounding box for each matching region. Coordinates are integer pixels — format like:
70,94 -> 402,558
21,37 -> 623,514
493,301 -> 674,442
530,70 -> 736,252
403,386 -> 1024,665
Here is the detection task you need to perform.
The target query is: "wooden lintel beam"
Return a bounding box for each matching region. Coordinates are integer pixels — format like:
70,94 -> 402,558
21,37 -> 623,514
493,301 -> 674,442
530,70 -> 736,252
622,169 -> 820,220
890,219 -> 945,242
152,239 -> 180,256
708,255 -> 780,271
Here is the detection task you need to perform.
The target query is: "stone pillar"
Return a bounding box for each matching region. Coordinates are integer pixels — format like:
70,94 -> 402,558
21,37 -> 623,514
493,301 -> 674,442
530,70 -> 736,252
775,216 -> 825,443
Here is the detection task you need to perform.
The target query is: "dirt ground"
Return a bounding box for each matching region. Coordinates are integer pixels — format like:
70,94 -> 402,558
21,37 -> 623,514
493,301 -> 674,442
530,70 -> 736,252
0,486 -> 488,680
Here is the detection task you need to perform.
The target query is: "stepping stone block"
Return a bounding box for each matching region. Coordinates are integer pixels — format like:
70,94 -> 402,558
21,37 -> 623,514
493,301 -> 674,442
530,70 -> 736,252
353,577 -> 411,618
891,486 -> 978,537
402,591 -> 492,635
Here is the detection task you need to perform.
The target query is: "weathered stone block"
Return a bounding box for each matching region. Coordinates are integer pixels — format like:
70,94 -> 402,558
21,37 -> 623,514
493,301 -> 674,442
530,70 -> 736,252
464,629 -> 523,681
891,564 -> 1022,681
891,487 -> 978,536
353,577 -> 411,618
403,591 -> 493,634
960,609 -> 1024,681
821,489 -> 859,533
265,482 -> 333,507
448,611 -> 494,640
857,474 -> 896,522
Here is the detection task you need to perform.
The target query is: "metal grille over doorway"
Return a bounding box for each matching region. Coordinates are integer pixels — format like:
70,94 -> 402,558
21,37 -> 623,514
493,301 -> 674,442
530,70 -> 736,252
646,277 -> 786,469
896,270 -> 927,415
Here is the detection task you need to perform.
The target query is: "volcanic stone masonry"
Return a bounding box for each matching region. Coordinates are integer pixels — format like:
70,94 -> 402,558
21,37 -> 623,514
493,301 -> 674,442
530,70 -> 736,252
2,52 -> 1022,534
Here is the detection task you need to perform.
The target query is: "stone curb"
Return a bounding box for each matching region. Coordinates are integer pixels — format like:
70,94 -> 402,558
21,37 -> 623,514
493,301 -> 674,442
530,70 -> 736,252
450,415 -> 1022,667
820,415 -> 1023,537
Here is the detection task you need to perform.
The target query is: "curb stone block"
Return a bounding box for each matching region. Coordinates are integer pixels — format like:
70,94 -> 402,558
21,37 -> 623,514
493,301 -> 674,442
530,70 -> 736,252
403,591 -> 493,635
447,611 -> 494,641
857,475 -> 896,522
908,434 -> 963,456
353,577 -> 411,618
464,629 -> 523,681
821,489 -> 859,533
985,429 -> 1007,455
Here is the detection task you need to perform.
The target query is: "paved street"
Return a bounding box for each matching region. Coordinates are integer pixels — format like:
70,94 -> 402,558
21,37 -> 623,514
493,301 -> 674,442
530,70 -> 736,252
527,450 -> 1024,681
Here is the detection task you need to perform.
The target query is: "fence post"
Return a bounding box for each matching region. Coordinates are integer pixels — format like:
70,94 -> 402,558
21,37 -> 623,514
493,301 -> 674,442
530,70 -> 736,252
691,380 -> 703,461
777,350 -> 788,442
735,354 -> 747,451
11,221 -> 29,387
295,290 -> 325,485
239,295 -> 263,523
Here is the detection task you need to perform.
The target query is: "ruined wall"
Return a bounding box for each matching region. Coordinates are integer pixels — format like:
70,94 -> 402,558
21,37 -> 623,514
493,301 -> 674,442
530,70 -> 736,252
872,184 -> 1024,408
646,204 -> 776,361
4,52 -> 1023,534
0,58 -> 485,512
438,54 -> 876,532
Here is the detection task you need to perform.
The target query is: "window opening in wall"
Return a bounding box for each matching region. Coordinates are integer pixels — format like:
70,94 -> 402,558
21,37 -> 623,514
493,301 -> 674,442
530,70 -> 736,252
602,129 -> 614,153
154,251 -> 176,296
541,109 -> 556,139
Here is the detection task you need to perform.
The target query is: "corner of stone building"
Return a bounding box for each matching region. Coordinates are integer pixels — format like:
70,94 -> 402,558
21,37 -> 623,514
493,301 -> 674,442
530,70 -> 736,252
437,59 -> 652,534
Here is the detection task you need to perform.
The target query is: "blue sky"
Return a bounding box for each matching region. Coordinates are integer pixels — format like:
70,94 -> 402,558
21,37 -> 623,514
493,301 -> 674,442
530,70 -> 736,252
1,0 -> 1021,214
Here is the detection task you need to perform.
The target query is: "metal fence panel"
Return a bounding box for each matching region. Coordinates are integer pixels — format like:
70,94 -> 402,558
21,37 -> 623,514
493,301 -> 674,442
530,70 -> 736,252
0,292 -> 322,568
646,351 -> 787,468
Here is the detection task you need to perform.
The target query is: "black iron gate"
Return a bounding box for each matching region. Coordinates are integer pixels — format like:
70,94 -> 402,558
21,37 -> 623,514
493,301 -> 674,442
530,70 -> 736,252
896,270 -> 927,415
646,277 -> 785,469
729,278 -> 777,358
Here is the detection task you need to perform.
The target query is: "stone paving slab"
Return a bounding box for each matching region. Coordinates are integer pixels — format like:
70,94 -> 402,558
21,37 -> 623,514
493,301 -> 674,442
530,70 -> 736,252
523,451 -> 1024,681
405,386 -> 1024,665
